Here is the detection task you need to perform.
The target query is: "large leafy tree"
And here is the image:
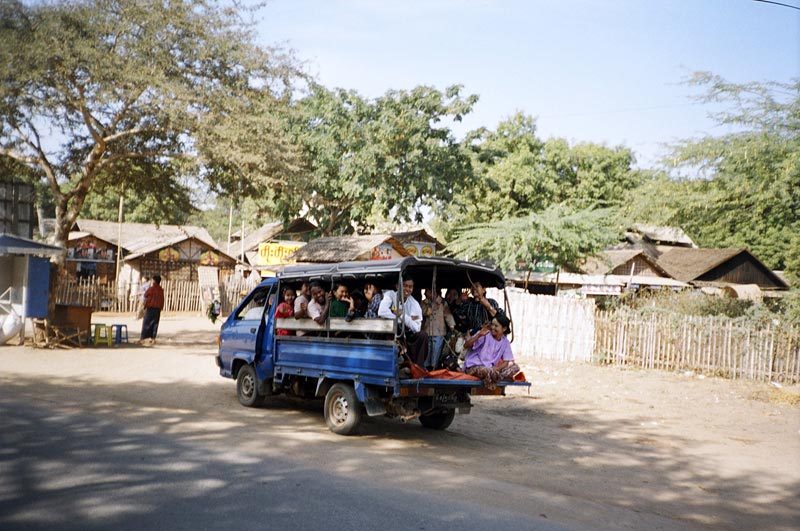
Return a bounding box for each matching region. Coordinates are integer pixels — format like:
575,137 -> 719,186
629,72 -> 799,272
0,0 -> 299,266
439,112 -> 638,269
279,83 -> 477,235
446,203 -> 624,272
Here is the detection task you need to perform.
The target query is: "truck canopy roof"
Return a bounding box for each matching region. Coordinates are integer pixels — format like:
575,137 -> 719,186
277,256 -> 506,290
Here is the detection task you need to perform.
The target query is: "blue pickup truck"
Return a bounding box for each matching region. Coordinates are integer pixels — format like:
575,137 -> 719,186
216,256 -> 529,435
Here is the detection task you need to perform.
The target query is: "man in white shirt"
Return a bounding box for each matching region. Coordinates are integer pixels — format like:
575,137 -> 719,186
379,277 -> 428,366
293,282 -> 311,336
306,282 -> 330,326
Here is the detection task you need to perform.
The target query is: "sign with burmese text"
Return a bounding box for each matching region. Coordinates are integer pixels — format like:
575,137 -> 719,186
255,241 -> 305,266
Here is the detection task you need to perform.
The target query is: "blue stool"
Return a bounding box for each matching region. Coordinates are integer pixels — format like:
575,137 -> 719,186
111,324 -> 129,344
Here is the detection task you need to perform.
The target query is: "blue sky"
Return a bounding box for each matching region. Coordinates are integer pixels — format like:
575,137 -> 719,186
253,0 -> 799,168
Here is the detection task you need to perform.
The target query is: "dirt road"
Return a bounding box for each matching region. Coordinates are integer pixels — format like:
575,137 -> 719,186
1,313 -> 798,530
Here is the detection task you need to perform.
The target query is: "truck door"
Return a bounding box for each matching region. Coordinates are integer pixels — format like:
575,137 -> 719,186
219,284 -> 276,377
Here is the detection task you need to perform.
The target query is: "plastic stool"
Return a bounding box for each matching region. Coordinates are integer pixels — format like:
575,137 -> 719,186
93,324 -> 113,347
90,323 -> 106,344
111,324 -> 129,344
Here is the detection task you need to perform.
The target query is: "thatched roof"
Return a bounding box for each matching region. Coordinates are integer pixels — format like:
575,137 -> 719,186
234,218 -> 317,253
721,284 -> 762,301
288,235 -> 409,263
66,219 -> 237,262
655,248 -> 746,282
72,219 -> 218,251
630,224 -> 696,247
391,228 -> 445,249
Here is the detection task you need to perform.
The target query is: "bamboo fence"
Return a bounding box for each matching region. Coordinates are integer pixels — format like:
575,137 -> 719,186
489,288 -> 596,362
55,276 -> 258,315
55,278 -> 799,383
595,311 -> 800,383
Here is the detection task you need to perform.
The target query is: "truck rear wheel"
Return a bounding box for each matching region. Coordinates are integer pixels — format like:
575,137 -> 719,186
236,364 -> 264,407
419,409 -> 455,430
324,383 -> 363,435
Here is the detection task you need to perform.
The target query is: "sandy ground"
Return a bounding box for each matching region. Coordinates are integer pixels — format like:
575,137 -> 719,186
1,312 -> 799,530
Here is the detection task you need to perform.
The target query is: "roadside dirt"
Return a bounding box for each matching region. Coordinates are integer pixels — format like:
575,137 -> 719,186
2,313 -> 798,530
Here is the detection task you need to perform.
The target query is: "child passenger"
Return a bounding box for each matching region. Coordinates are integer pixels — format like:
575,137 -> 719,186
275,287 -> 296,336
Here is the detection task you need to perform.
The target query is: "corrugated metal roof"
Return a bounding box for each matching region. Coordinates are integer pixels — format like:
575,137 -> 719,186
72,219 -> 219,253
0,233 -> 63,257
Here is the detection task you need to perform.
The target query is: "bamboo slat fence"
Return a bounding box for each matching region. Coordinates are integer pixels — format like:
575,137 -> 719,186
489,288 -> 596,362
55,278 -> 800,384
595,312 -> 800,383
55,276 -> 259,315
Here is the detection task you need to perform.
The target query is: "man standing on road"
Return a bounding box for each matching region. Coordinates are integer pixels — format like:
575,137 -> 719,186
140,274 -> 164,346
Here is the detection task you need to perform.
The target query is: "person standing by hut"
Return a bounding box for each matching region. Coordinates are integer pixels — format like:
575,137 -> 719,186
135,275 -> 151,319
140,274 -> 164,346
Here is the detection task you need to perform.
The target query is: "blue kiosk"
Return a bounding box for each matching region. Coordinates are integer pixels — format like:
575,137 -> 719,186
0,233 -> 62,345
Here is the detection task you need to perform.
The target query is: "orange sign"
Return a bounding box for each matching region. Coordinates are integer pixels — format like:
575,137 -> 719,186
199,250 -> 220,266
370,243 -> 394,261
158,246 -> 180,262
256,241 -> 305,266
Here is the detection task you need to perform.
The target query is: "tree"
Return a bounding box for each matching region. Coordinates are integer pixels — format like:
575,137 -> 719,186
439,112 -> 641,228
438,113 -> 638,269
632,73 -> 799,271
278,83 -> 477,235
0,0 -> 298,269
445,203 -> 624,272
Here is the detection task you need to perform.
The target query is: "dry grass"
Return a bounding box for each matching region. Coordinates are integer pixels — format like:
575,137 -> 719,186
750,387 -> 800,406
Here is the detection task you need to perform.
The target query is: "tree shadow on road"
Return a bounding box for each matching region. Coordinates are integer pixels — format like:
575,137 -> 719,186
0,375 -> 797,531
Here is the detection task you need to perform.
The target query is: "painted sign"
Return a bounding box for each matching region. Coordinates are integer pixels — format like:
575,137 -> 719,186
68,242 -> 114,262
403,242 -> 436,257
199,250 -> 220,266
255,241 -> 305,266
370,243 -> 394,261
158,246 -> 180,262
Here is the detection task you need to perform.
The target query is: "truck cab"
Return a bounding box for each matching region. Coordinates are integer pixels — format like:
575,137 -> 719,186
217,257 -> 529,435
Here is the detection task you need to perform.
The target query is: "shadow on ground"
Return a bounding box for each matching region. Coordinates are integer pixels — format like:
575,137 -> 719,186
1,373 -> 797,530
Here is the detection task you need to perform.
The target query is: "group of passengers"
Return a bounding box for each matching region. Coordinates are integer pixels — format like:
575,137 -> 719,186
274,278 -> 520,387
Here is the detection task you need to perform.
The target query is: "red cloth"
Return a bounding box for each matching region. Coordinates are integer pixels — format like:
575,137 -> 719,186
403,359 -> 481,381
144,283 -> 164,310
427,369 -> 480,381
275,302 -> 294,336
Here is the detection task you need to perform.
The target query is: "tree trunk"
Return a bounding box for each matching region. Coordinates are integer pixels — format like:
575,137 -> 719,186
48,198 -> 76,315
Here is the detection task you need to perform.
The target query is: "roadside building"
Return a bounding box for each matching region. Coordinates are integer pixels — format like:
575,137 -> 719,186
390,229 -> 444,257
287,234 -> 410,264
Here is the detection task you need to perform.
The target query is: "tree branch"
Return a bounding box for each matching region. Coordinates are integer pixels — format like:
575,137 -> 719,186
103,127 -> 146,143
75,82 -> 104,145
94,150 -> 189,172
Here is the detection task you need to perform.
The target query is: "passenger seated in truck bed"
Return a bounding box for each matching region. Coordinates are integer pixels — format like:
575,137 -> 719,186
462,312 -> 520,389
379,277 -> 428,367
329,282 -> 350,318
275,287 -> 295,336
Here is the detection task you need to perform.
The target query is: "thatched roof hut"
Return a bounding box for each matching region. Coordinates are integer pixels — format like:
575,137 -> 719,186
288,235 -> 409,263
656,248 -> 787,290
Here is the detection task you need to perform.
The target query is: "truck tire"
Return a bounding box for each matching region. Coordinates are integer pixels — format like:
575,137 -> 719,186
236,364 -> 263,407
324,383 -> 363,435
419,409 -> 455,430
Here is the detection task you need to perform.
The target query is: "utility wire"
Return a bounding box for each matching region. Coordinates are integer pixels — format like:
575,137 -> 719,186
753,0 -> 800,10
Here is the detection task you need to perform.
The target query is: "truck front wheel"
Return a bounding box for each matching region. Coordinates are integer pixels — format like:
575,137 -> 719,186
236,364 -> 263,407
419,409 -> 455,430
324,383 -> 363,435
